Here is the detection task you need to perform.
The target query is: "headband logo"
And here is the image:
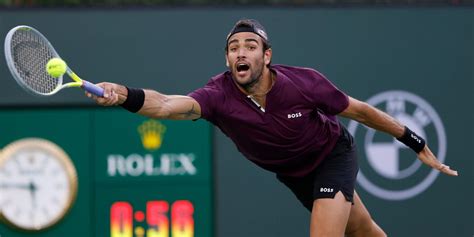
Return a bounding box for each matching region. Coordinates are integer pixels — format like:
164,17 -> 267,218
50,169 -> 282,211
257,29 -> 268,40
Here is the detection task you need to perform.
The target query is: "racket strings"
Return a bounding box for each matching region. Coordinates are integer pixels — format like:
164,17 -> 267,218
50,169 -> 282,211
10,30 -> 60,94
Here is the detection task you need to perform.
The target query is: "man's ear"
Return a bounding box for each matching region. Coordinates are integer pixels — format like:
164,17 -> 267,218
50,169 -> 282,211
264,48 -> 272,66
225,57 -> 230,67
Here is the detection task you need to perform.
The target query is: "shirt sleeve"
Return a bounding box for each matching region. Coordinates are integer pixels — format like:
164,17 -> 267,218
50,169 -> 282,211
187,79 -> 220,122
309,69 -> 349,115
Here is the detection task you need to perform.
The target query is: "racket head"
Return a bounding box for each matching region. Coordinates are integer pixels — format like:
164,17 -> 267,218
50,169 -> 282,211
4,26 -> 64,96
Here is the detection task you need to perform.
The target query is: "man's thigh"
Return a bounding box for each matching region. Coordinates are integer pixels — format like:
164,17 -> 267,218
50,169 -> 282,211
311,191 -> 352,237
345,191 -> 386,237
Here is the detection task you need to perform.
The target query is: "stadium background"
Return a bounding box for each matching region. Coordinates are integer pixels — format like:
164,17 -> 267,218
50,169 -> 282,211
0,4 -> 472,237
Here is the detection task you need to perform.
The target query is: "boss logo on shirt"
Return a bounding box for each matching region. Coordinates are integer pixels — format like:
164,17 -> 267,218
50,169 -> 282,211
287,112 -> 302,119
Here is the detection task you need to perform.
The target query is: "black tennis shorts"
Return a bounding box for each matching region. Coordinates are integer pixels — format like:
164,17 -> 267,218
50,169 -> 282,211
276,124 -> 359,212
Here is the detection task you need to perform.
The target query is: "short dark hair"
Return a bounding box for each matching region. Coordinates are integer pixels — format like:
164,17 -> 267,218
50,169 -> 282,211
225,19 -> 271,52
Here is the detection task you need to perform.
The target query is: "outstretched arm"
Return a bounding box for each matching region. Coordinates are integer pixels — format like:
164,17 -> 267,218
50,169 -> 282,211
86,82 -> 201,120
339,96 -> 458,176
139,91 -> 201,120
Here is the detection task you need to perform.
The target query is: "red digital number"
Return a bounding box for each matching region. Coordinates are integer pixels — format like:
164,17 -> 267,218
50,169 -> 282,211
146,201 -> 170,237
171,200 -> 194,237
110,202 -> 133,237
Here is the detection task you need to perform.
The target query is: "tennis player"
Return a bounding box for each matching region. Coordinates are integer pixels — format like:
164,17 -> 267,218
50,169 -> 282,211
87,19 -> 458,237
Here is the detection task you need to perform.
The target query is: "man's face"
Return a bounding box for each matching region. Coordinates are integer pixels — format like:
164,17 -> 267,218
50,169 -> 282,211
225,32 -> 272,89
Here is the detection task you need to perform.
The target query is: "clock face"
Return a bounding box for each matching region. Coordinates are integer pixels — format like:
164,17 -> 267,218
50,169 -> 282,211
0,138 -> 77,231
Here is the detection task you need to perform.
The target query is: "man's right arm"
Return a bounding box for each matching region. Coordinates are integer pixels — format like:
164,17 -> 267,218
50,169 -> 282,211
139,90 -> 201,120
86,82 -> 202,120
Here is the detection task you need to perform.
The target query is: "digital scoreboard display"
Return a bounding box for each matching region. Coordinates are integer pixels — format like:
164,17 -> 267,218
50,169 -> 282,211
110,200 -> 194,237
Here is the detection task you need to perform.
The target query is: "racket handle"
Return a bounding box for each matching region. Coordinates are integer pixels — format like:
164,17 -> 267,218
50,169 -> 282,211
82,80 -> 104,97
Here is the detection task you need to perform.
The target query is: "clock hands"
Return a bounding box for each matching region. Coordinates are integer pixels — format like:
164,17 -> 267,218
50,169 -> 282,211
0,183 -> 31,189
0,181 -> 39,209
0,181 -> 38,191
29,181 -> 38,209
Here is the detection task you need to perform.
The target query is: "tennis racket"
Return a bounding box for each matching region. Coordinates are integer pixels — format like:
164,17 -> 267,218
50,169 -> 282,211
4,25 -> 104,97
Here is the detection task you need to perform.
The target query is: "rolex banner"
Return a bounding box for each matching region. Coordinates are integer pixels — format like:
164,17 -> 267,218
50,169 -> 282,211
0,108 -> 213,237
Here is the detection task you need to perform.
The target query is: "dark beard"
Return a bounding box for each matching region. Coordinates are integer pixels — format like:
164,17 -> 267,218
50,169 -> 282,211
233,60 -> 264,91
239,73 -> 260,90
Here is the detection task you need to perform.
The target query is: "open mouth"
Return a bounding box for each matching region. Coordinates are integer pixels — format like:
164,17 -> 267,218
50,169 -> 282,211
236,63 -> 250,72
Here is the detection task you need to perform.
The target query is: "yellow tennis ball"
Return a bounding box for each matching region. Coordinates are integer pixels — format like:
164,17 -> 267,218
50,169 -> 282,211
46,58 -> 67,78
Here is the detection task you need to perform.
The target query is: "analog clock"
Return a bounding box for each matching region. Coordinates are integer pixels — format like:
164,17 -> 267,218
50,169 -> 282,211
0,138 -> 78,231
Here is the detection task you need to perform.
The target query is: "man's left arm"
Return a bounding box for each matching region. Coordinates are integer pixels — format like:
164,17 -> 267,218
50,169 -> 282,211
339,96 -> 458,176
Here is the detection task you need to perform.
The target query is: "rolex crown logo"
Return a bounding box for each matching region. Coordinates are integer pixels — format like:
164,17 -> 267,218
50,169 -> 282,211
138,120 -> 166,151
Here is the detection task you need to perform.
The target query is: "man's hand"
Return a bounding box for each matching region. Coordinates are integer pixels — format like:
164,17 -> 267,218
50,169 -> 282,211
85,82 -> 128,106
417,145 -> 458,176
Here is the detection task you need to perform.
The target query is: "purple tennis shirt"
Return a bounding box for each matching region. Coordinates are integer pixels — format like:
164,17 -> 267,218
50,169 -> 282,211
188,64 -> 349,177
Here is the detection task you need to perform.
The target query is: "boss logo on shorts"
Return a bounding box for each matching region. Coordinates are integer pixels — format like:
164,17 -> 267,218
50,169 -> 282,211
348,91 -> 447,201
288,112 -> 302,119
320,188 -> 334,193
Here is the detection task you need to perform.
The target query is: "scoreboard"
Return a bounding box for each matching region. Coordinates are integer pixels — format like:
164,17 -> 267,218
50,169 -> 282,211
0,108 -> 213,237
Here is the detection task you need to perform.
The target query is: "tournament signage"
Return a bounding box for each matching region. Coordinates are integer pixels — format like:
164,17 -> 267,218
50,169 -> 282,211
106,120 -> 197,177
0,108 -> 213,237
93,110 -> 212,184
348,90 -> 447,201
93,109 -> 213,237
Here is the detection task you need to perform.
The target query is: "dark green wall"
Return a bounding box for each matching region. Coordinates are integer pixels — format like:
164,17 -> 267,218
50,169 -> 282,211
0,8 -> 472,237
